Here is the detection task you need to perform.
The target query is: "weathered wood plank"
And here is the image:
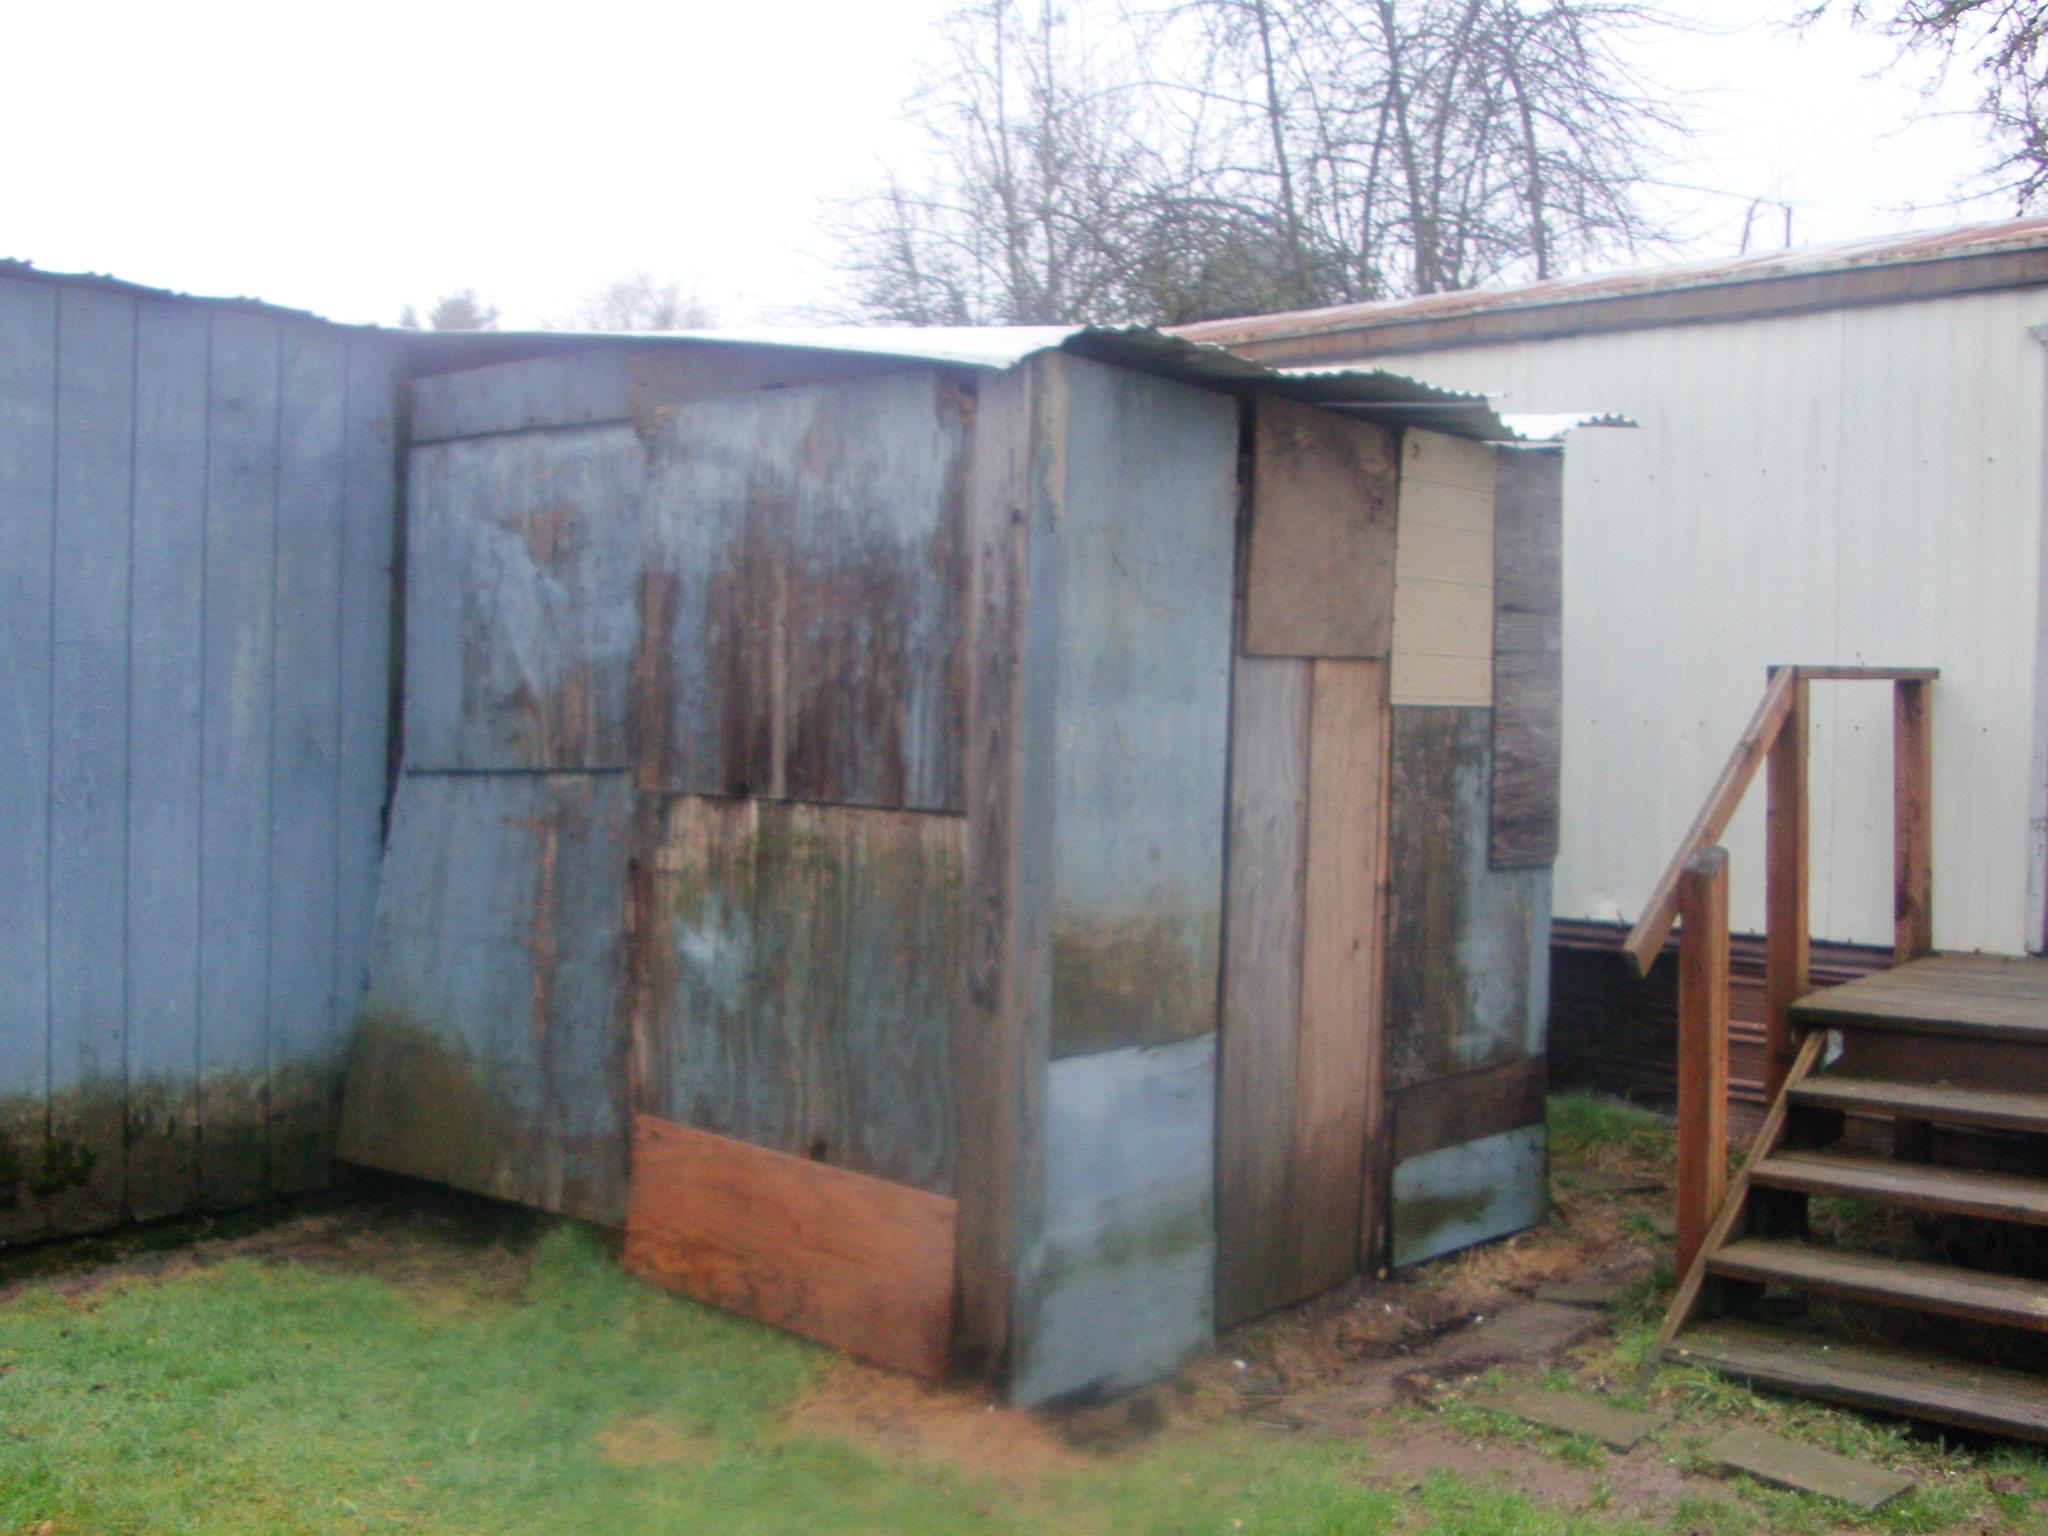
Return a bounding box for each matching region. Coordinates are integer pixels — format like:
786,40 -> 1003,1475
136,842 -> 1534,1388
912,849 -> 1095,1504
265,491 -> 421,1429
124,298 -> 210,1222
1489,448 -> 1562,867
1764,673 -> 1809,1098
1677,849 -> 1730,1277
623,1113 -> 957,1379
1391,1054 -> 1547,1162
1710,1238 -> 2048,1331
1045,357 -> 1237,1057
0,273 -> 57,1240
638,370 -> 971,812
405,425 -> 644,772
339,772 -> 634,1224
636,795 -> 964,1196
1791,953 -> 2048,1039
1699,1425 -> 1912,1509
1474,1385 -> 1664,1451
1752,1150 -> 2048,1224
198,307 -> 281,1209
46,282 -> 136,1234
1215,656 -> 1311,1327
1893,677 -> 1934,961
1242,399 -> 1396,658
1011,1033 -> 1216,1406
1293,658 -> 1387,1293
1385,707 -> 1551,1089
267,324 -> 350,1193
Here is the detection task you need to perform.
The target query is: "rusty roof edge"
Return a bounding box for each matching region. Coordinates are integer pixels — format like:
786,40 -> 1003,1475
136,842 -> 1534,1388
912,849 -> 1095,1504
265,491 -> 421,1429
0,256 -> 381,330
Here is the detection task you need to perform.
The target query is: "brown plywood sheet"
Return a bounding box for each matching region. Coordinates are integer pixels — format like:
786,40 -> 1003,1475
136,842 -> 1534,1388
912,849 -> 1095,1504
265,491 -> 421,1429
1491,449 -> 1563,868
623,1113 -> 957,1379
1242,399 -> 1396,658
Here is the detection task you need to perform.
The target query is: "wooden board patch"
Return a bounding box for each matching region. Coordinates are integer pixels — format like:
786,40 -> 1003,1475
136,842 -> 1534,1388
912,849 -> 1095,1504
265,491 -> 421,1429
1473,1385 -> 1664,1451
1700,1425 -> 1912,1510
622,1114 -> 957,1379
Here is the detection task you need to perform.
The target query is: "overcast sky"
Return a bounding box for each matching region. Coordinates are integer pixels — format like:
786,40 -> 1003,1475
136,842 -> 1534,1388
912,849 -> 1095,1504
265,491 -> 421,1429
0,0 -> 2009,328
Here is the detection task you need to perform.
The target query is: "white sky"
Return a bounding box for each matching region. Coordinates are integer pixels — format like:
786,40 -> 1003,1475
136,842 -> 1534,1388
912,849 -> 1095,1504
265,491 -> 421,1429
0,0 -> 2010,327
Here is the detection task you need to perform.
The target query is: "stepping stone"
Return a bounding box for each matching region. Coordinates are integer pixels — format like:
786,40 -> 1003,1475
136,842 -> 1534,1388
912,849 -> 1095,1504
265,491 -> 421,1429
1698,1425 -> 1913,1510
1535,1276 -> 1630,1309
1470,1384 -> 1665,1451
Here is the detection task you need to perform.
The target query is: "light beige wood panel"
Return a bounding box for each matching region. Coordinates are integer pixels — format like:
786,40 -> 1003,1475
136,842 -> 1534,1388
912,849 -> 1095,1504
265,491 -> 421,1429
1242,398 -> 1397,658
1392,430 -> 1497,707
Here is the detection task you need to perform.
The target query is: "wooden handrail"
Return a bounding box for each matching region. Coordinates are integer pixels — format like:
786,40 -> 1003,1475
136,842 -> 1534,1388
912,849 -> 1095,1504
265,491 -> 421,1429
1675,848 -> 1730,1276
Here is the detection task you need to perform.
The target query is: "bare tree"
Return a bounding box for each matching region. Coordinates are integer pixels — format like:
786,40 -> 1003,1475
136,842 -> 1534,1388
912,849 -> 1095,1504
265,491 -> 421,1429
559,272 -> 716,331
833,0 -> 1693,324
1804,1 -> 2048,209
398,289 -> 501,330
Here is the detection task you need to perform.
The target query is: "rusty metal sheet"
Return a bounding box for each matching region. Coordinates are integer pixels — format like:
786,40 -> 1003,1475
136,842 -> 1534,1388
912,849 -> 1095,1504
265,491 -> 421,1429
635,795 -> 964,1196
404,425 -> 645,772
638,370 -> 972,813
339,771 -> 634,1225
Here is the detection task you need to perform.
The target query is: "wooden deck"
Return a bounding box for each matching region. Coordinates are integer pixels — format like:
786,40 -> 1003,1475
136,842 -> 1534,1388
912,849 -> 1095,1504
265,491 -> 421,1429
1791,953 -> 2048,1041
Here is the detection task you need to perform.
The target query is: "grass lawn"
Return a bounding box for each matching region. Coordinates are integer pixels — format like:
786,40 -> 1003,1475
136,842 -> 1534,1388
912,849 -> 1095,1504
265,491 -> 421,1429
1,1097 -> 2044,1536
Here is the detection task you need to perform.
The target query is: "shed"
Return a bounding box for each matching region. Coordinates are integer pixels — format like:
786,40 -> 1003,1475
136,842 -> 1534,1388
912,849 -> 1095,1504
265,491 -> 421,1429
333,326 -> 1586,1402
1180,219 -> 2048,1117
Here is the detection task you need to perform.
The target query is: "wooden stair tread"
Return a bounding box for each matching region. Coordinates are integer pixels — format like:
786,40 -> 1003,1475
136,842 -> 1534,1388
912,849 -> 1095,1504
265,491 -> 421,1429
1709,1238 -> 2048,1329
1751,1151 -> 2048,1224
1674,1321 -> 2048,1442
1791,1075 -> 2048,1134
1792,954 -> 2048,1042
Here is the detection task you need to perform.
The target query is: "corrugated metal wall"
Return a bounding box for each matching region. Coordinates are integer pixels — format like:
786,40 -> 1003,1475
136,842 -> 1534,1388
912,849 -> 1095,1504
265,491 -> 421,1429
1364,289 -> 2048,954
0,269 -> 401,1241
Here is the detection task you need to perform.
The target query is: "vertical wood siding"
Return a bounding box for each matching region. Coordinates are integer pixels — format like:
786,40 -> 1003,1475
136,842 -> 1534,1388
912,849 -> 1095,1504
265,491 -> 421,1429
0,272 -> 401,1240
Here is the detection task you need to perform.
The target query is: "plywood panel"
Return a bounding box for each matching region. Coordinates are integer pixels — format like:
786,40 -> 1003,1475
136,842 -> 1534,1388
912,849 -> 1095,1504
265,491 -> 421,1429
1391,430 -> 1496,708
1046,357 -> 1237,1057
0,273 -> 55,1240
404,425 -> 644,772
1011,1033 -> 1216,1406
124,298 -> 210,1221
45,283 -> 135,1234
636,795 -> 964,1195
339,772 -> 633,1224
1242,398 -> 1396,657
1215,656 -> 1311,1326
639,369 -> 972,813
623,1113 -> 957,1378
1491,448 -> 1564,868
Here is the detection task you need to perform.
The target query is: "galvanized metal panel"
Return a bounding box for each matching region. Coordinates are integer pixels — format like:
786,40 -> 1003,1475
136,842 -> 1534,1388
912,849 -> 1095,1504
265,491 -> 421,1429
267,325 -> 351,1192
639,369 -> 972,812
1385,707 -> 1552,1088
405,425 -> 644,772
0,273 -> 57,1239
637,796 -> 964,1195
1045,357 -> 1237,1057
339,772 -> 633,1225
124,297 -> 210,1222
1010,1033 -> 1217,1406
198,307 -> 281,1210
1361,287 -> 2048,953
1391,1124 -> 1547,1268
409,350 -> 635,444
46,282 -> 135,1234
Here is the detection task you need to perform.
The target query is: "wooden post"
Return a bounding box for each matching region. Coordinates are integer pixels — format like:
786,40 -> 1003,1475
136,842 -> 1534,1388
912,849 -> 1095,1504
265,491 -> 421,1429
1894,677 -> 1934,963
1677,847 -> 1731,1280
1763,670 -> 1810,1100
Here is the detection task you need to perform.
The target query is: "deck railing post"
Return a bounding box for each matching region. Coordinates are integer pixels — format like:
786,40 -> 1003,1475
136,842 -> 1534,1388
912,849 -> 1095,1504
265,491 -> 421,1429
1894,678 -> 1934,963
1763,669 -> 1810,1099
1676,847 -> 1731,1279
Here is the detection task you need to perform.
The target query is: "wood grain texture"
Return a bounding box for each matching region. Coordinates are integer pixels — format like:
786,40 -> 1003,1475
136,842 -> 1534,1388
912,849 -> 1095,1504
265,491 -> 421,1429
1676,849 -> 1730,1278
635,795 -> 964,1196
1391,430 -> 1496,707
1893,677 -> 1934,961
1709,1238 -> 2048,1332
1763,674 -> 1810,1099
1790,953 -> 2048,1040
1391,1054 -> 1547,1162
638,369 -> 972,813
623,1113 -> 957,1379
1215,656 -> 1312,1327
1489,448 -> 1562,867
1242,399 -> 1396,658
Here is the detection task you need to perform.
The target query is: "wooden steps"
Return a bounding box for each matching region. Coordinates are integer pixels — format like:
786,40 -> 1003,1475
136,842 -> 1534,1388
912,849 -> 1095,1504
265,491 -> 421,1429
1791,1075 -> 2048,1135
1673,1322 -> 2048,1443
1749,1151 -> 2048,1225
1708,1238 -> 2048,1330
1790,957 -> 2048,1043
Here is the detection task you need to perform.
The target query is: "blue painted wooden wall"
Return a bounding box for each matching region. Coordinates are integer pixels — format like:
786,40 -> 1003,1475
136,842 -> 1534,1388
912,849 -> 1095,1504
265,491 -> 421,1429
0,268 -> 401,1241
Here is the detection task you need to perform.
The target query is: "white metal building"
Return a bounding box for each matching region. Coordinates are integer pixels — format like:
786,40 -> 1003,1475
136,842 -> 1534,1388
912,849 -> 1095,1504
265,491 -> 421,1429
1188,222 -> 2048,966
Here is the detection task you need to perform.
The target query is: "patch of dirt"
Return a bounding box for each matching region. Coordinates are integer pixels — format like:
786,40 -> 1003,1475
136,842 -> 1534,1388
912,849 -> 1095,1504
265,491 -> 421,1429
779,1360 -> 1090,1490
597,1413 -> 716,1468
1355,1419 -> 1700,1519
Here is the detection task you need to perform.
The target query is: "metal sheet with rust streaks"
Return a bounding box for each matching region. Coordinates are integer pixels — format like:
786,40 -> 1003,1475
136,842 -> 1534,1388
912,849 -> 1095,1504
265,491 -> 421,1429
339,771 -> 634,1225
404,425 -> 646,772
636,795 -> 964,1196
637,370 -> 972,813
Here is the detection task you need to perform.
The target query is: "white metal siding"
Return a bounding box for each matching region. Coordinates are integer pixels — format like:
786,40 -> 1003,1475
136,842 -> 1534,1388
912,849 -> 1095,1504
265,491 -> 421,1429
1360,288 -> 2048,953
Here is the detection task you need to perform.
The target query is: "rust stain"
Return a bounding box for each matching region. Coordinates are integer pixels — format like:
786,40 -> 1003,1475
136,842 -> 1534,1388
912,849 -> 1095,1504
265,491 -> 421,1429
632,568 -> 679,791
517,501 -> 580,569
